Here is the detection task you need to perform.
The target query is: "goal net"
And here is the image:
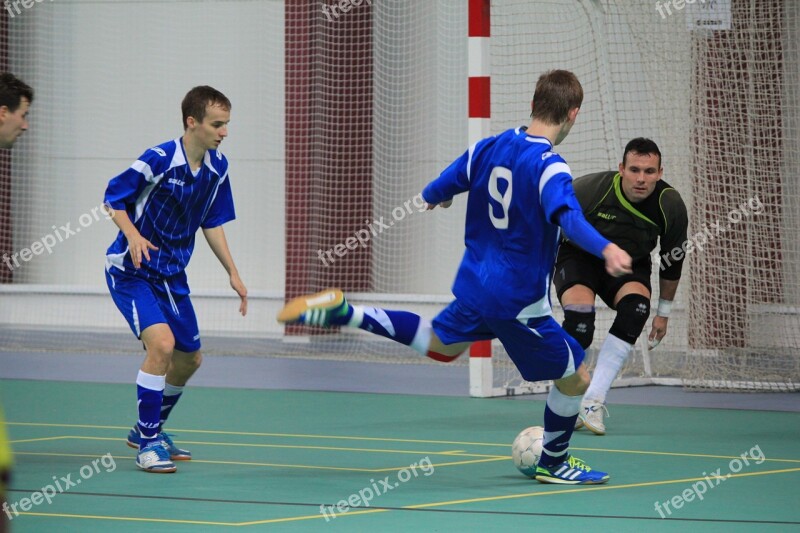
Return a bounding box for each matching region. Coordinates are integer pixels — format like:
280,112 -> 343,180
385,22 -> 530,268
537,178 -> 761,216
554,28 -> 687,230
1,0 -> 798,394
487,0 -> 800,394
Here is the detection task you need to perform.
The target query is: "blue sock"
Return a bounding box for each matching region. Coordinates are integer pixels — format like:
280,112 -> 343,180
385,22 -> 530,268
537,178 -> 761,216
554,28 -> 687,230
159,383 -> 184,431
539,386 -> 582,468
136,371 -> 165,448
343,305 -> 431,355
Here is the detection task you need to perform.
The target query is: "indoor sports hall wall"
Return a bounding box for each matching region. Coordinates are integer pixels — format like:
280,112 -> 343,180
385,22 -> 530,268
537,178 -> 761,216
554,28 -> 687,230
1,1 -> 798,392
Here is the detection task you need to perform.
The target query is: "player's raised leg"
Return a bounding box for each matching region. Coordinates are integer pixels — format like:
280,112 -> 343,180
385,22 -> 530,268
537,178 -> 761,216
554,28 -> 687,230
277,289 -> 471,361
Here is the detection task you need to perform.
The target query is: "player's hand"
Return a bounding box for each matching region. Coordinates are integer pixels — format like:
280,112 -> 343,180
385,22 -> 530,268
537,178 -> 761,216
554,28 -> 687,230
426,199 -> 453,210
127,233 -> 159,269
230,271 -> 248,316
648,315 -> 668,350
601,243 -> 632,277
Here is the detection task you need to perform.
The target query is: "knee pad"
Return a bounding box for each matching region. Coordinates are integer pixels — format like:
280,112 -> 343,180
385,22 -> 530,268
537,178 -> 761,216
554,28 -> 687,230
609,294 -> 651,344
562,304 -> 595,350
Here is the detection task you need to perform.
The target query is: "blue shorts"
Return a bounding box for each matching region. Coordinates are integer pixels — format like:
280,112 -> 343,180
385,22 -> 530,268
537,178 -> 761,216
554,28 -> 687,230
105,269 -> 201,353
432,299 -> 585,382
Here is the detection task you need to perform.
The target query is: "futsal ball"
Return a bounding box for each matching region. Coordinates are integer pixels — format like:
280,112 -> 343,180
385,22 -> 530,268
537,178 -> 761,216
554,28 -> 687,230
512,426 -> 544,477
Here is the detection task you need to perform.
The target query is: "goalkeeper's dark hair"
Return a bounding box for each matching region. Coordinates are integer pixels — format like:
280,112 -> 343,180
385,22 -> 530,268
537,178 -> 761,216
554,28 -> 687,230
623,137 -> 662,168
530,70 -> 583,125
182,85 -> 231,129
0,73 -> 34,112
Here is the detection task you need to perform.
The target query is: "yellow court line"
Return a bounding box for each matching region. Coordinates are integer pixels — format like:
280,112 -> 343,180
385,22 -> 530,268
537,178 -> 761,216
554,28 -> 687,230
13,451 -> 505,473
238,508 -> 388,526
8,421 -> 800,463
14,466 -> 800,527
6,422 -> 507,447
12,435 -> 498,457
9,436 -> 79,444
11,435 -> 507,459
570,446 -> 800,465
405,466 -> 800,509
13,511 -> 235,526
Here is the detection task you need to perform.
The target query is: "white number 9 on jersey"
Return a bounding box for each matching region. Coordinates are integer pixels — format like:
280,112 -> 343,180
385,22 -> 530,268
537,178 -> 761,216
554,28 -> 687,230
488,166 -> 513,229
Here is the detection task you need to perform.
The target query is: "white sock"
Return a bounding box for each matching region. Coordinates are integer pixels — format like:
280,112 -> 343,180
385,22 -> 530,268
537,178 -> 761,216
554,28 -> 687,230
164,383 -> 184,397
347,305 -> 365,328
584,333 -> 633,403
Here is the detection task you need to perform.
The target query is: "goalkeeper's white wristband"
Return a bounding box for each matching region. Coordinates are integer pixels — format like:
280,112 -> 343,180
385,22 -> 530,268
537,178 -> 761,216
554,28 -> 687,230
656,298 -> 673,318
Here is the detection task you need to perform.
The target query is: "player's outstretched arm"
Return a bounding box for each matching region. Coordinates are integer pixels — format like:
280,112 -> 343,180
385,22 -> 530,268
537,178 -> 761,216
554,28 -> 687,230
601,243 -> 633,278
202,226 -> 248,316
426,198 -> 453,210
421,146 -> 472,210
555,208 -> 632,277
109,209 -> 158,269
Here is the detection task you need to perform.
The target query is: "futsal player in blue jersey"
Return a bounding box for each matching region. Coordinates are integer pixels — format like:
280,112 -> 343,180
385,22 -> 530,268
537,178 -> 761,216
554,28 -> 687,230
104,86 -> 247,473
278,70 -> 632,485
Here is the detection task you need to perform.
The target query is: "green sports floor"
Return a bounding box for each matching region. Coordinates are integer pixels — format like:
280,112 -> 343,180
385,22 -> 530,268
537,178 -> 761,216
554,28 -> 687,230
2,379 -> 799,532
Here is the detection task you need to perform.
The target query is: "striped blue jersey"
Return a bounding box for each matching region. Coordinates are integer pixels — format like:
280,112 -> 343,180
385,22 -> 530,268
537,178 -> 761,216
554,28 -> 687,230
422,127 -> 586,319
104,137 -> 235,294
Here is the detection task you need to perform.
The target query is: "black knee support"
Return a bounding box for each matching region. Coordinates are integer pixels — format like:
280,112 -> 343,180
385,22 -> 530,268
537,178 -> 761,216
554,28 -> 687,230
562,305 -> 595,349
609,294 -> 651,344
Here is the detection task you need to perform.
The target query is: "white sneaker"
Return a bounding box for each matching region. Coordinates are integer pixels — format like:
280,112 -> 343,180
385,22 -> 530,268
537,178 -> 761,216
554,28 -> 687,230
579,399 -> 609,435
136,441 -> 177,473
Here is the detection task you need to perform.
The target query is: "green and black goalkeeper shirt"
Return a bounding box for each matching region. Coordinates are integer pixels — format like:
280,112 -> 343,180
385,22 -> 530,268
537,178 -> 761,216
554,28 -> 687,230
570,171 -> 688,280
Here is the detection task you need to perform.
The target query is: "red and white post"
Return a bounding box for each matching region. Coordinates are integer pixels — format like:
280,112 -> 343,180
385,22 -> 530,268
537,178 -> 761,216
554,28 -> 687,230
467,0 -> 494,398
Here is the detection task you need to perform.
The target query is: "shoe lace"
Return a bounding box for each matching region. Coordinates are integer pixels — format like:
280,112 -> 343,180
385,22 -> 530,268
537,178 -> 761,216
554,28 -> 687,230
586,402 -> 610,418
159,432 -> 176,448
566,455 -> 592,472
144,440 -> 172,461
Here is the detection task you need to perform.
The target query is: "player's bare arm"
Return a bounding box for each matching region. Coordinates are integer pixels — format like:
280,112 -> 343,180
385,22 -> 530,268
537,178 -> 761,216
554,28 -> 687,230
110,209 -> 158,269
202,226 -> 248,316
648,277 -> 680,350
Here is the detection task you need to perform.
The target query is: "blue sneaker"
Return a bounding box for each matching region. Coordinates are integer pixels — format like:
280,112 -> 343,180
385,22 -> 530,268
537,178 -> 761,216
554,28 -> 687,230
136,441 -> 177,473
535,455 -> 610,485
276,289 -> 348,327
127,427 -> 192,461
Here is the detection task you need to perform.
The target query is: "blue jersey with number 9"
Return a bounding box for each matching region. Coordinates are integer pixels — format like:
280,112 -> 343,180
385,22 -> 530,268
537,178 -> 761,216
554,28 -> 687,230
422,127 -> 583,320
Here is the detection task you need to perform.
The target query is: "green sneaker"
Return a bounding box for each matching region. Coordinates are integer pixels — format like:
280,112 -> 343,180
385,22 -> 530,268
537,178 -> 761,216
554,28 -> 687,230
277,289 -> 349,327
535,455 -> 610,485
